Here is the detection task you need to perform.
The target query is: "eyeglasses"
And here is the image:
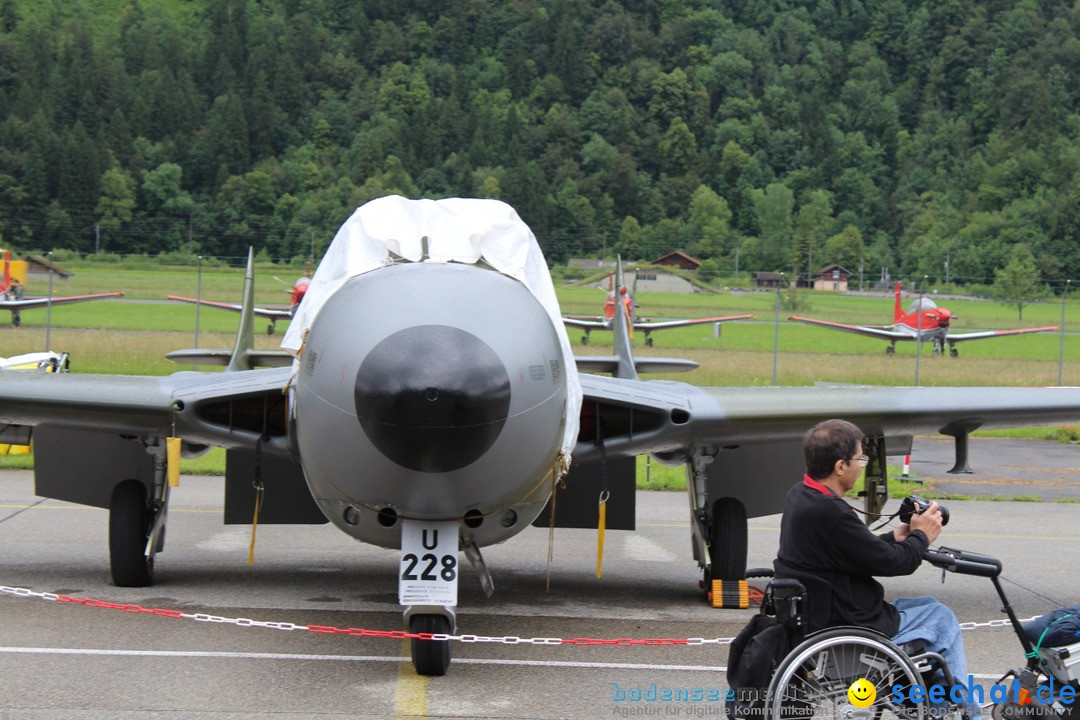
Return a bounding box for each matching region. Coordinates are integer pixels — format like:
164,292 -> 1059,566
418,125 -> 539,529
850,454 -> 869,467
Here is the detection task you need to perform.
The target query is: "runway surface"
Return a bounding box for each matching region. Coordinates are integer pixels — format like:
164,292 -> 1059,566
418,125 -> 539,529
1,438 -> 1078,719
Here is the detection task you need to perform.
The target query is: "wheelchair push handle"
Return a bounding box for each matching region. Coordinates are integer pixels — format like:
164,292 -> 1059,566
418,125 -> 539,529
922,546 -> 1002,578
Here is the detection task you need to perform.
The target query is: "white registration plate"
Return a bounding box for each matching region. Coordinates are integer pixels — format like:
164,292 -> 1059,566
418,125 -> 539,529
398,520 -> 459,607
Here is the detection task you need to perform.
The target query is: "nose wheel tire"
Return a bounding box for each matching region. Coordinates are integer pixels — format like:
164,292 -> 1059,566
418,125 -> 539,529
409,613 -> 451,676
109,480 -> 154,587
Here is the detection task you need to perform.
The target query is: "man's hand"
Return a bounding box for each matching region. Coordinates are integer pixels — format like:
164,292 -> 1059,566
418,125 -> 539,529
893,522 -> 911,542
908,500 -> 943,544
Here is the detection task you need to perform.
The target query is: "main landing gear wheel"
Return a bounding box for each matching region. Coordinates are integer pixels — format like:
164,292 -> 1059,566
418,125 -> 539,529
886,345 -> 896,356
109,480 -> 154,587
709,497 -> 747,581
767,627 -> 926,719
409,613 -> 451,676
580,334 -> 589,345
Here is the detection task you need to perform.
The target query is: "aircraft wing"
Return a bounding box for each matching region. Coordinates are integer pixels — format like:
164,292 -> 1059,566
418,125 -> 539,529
574,374 -> 1080,518
562,316 -> 610,330
789,315 -> 916,341
945,326 -> 1058,343
167,295 -> 292,320
0,366 -> 293,451
633,313 -> 754,331
0,292 -> 124,310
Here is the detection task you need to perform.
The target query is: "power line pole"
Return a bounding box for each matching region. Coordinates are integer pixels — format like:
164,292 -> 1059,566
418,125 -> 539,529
1059,279 -> 1070,385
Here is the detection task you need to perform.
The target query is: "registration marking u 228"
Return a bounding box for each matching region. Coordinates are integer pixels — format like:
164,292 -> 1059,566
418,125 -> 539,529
398,520 -> 458,606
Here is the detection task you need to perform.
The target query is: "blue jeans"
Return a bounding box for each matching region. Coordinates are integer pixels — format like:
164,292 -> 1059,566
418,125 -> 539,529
891,596 -> 979,717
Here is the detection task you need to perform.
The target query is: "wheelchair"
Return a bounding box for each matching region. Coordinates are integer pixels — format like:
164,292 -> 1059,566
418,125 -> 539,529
760,574 -> 957,719
754,547 -> 1080,719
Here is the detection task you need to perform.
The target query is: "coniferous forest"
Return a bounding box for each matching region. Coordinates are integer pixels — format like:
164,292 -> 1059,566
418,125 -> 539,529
1,0 -> 1080,287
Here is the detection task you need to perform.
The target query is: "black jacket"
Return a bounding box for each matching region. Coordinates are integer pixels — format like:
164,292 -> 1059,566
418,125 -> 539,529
774,477 -> 928,636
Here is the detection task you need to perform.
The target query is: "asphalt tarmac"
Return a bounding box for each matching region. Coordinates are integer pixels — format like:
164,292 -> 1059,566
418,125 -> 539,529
1,438 -> 1078,719
909,435 -> 1080,500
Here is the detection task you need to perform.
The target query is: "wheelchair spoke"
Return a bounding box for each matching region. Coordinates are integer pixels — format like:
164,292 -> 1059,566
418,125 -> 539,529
767,630 -> 928,719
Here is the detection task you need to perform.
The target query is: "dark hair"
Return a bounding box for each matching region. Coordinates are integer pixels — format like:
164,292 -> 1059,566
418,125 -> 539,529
803,419 -> 863,480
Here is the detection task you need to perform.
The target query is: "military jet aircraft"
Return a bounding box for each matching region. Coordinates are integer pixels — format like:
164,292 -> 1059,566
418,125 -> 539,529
167,274 -> 309,336
790,281 -> 1057,356
3,197 -> 1080,679
563,268 -> 753,346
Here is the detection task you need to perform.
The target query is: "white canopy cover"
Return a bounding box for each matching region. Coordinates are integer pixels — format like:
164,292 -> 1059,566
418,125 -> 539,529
281,195 -> 582,458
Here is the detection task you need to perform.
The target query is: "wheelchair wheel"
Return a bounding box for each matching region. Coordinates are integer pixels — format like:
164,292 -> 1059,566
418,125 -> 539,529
767,627 -> 927,719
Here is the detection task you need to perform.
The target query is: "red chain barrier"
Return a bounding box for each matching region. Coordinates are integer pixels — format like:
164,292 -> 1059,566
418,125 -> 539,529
2,585 -> 732,647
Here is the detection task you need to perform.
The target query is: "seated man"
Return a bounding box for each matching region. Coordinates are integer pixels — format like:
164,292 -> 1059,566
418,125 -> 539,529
775,418 -> 975,713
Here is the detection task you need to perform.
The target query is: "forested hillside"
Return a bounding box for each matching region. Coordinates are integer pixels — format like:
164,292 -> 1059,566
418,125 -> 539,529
1,0 -> 1079,286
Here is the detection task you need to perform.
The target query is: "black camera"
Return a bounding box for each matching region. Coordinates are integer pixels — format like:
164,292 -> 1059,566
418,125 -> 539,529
898,496 -> 949,526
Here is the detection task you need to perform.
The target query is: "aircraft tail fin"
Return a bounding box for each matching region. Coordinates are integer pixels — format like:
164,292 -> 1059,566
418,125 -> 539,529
611,256 -> 639,380
574,256 -> 699,378
226,248 -> 258,372
893,281 -> 903,323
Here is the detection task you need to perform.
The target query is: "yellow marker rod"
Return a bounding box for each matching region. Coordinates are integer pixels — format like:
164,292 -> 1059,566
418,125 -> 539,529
248,483 -> 263,565
166,437 -> 182,488
596,490 -> 609,579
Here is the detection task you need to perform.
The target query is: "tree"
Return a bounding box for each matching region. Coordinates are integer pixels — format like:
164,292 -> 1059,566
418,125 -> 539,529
143,163 -> 195,252
616,216 -> 642,260
749,183 -> 794,272
659,116 -> 698,176
791,189 -> 833,277
993,244 -> 1048,321
822,225 -> 865,274
687,185 -> 732,259
95,168 -> 136,253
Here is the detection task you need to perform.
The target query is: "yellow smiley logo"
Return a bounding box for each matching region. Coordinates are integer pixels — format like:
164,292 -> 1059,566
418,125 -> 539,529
848,678 -> 876,708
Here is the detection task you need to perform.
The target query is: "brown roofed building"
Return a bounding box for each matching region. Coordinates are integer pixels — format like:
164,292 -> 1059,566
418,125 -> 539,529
652,250 -> 702,271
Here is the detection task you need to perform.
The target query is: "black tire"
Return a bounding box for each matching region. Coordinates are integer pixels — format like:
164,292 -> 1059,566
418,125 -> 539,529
709,497 -> 747,580
109,480 -> 154,587
767,627 -> 926,719
580,335 -> 589,345
409,614 -> 451,676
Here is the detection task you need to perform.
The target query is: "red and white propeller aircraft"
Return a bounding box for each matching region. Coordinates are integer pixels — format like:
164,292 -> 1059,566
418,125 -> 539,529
1,250 -> 123,313
563,264 -> 753,346
168,274 -> 310,336
790,281 -> 1057,357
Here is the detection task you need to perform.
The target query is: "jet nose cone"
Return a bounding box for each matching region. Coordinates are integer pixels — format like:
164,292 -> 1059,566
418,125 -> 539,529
354,325 -> 511,473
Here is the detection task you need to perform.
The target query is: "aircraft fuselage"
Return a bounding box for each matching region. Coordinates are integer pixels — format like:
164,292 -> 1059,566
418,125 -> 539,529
292,262 -> 570,550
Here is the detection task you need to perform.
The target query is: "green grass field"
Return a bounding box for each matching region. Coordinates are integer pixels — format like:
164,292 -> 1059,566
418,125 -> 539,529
2,263 -> 1077,485
7,266 -> 1078,377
